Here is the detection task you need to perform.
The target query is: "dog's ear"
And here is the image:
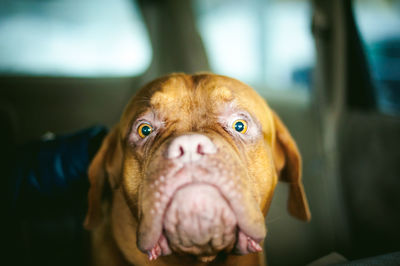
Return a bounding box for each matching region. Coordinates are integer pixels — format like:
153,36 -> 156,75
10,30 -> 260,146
272,111 -> 311,221
84,126 -> 123,229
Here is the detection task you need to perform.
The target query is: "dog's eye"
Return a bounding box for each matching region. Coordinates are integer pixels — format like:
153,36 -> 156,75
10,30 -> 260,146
138,122 -> 153,138
232,119 -> 247,134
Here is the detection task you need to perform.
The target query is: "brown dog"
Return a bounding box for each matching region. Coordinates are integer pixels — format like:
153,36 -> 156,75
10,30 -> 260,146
84,73 -> 311,266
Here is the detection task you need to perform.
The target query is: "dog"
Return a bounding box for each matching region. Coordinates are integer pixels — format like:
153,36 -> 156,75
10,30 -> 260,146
84,73 -> 311,266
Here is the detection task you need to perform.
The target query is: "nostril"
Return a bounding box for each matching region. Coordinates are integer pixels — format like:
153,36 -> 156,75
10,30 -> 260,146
197,144 -> 205,155
179,146 -> 185,157
167,144 -> 185,159
197,139 -> 217,155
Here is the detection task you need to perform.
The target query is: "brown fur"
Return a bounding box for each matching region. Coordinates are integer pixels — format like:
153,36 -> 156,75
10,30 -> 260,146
84,73 -> 310,266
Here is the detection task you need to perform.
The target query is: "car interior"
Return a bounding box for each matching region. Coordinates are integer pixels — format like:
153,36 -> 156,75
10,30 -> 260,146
1,0 -> 399,265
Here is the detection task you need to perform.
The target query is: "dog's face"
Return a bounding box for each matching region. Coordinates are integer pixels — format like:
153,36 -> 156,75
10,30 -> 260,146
84,73 -> 310,264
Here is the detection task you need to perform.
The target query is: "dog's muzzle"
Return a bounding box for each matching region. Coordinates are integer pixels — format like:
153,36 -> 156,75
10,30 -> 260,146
137,134 -> 266,261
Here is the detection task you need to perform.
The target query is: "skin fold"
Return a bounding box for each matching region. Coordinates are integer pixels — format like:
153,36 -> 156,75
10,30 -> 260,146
84,73 -> 311,266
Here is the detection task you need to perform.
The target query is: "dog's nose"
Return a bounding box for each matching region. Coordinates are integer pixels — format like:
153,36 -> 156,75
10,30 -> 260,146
167,134 -> 217,162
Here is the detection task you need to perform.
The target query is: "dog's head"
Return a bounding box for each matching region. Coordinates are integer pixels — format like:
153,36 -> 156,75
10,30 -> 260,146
84,73 -> 310,263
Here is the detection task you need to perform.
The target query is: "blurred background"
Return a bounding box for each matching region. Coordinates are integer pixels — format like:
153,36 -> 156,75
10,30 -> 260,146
1,0 -> 399,265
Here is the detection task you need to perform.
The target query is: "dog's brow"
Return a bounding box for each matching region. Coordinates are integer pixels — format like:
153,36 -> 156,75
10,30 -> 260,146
210,86 -> 233,102
150,91 -> 181,111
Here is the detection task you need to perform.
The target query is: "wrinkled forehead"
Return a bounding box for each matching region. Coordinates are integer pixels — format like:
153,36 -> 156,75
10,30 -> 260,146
149,75 -> 236,118
120,74 -> 273,137
147,74 -> 267,112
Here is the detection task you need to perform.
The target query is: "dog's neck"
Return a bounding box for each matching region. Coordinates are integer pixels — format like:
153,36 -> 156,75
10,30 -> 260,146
88,213 -> 130,266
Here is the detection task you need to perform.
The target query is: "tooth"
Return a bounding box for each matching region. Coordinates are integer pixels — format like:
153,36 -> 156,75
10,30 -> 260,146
147,243 -> 162,261
247,237 -> 262,253
147,251 -> 153,260
152,249 -> 157,260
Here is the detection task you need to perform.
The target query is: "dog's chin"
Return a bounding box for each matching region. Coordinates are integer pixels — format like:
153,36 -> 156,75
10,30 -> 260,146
137,163 -> 266,261
140,183 -> 264,262
163,184 -> 237,257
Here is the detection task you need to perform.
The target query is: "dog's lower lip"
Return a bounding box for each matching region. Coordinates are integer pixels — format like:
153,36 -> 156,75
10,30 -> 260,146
137,166 -> 267,255
162,183 -> 237,249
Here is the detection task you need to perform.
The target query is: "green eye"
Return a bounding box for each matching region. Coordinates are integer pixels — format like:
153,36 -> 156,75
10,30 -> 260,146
232,119 -> 248,133
138,123 -> 153,138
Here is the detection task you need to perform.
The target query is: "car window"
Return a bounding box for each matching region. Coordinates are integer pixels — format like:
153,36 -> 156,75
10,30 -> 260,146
0,0 -> 152,77
353,0 -> 400,115
193,0 -> 315,92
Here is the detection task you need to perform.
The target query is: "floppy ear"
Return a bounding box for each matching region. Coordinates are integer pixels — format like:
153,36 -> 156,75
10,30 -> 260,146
272,111 -> 311,221
84,126 -> 123,229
